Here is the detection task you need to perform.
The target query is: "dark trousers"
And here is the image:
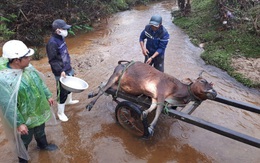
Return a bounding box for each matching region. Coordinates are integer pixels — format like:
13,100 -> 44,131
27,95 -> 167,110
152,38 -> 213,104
56,80 -> 70,104
144,54 -> 164,72
55,69 -> 74,104
20,123 -> 47,150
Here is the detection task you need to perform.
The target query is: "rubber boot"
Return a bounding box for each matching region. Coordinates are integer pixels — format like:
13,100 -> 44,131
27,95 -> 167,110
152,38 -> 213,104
65,93 -> 79,105
36,135 -> 58,151
57,103 -> 68,122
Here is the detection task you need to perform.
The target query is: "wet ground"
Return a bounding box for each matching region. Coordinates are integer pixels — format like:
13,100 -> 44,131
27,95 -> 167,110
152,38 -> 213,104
0,0 -> 260,163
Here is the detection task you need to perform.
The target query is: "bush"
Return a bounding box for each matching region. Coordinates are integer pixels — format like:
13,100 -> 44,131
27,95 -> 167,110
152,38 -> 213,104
173,0 -> 260,87
0,0 -> 156,46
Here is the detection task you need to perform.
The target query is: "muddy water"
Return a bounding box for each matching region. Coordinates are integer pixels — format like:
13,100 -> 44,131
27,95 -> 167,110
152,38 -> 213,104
1,0 -> 260,163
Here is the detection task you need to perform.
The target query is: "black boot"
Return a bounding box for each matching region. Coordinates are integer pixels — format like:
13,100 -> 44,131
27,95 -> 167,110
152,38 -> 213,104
40,143 -> 58,151
36,135 -> 58,151
18,157 -> 28,163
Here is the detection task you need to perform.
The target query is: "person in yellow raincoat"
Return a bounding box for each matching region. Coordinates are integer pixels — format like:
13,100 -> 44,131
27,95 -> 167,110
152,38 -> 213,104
0,40 -> 58,163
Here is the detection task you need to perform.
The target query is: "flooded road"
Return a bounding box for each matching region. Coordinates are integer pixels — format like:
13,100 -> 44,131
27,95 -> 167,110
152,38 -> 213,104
1,0 -> 260,162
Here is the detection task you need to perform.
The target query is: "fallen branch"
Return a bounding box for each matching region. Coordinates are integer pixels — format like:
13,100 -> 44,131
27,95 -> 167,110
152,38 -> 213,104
19,9 -> 29,22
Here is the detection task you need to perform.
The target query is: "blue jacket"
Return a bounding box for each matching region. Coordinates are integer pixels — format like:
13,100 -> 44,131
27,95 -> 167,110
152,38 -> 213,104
46,34 -> 72,76
139,25 -> 169,56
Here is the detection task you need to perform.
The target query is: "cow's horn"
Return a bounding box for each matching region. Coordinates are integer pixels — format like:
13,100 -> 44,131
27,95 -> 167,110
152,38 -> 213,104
198,70 -> 205,77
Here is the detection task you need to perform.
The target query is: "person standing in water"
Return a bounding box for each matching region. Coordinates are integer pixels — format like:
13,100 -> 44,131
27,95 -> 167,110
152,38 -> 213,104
139,15 -> 170,72
46,19 -> 79,122
0,40 -> 58,163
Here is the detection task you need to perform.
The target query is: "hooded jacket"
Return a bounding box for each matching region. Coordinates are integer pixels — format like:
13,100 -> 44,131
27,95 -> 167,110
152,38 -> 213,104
46,34 -> 72,76
139,25 -> 169,56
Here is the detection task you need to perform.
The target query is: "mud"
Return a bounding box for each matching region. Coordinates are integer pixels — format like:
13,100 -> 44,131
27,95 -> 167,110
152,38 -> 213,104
0,1 -> 260,163
232,57 -> 260,84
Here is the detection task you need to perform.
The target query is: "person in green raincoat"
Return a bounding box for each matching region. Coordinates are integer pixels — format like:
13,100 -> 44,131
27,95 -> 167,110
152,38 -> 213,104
0,40 -> 58,163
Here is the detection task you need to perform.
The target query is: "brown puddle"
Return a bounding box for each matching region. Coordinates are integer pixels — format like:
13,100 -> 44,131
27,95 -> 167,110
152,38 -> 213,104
1,0 -> 260,163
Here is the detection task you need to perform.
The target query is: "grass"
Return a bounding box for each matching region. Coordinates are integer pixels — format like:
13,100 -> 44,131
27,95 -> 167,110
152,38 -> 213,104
172,0 -> 260,88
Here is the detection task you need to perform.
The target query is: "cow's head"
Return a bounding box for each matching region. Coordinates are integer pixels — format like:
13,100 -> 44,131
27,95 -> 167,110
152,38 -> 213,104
190,77 -> 217,101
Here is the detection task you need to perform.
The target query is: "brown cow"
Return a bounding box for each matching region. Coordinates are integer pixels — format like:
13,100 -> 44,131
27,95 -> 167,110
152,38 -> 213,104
86,60 -> 217,136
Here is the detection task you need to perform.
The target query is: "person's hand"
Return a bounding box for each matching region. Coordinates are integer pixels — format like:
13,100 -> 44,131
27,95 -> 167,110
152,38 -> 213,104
17,124 -> 28,135
48,98 -> 54,106
61,71 -> 66,78
142,48 -> 149,56
146,57 -> 153,64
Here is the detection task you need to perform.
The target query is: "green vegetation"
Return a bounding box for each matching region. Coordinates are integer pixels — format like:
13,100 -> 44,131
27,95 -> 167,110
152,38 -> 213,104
1,0 -> 259,87
0,0 -> 152,46
0,15 -> 16,41
172,0 -> 260,88
0,0 -> 152,60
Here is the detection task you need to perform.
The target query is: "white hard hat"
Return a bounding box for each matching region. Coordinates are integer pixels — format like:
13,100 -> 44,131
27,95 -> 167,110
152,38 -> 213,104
2,40 -> 34,59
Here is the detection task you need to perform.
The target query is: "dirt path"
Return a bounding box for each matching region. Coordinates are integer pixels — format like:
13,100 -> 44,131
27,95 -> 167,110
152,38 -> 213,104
0,1 -> 260,163
232,57 -> 260,84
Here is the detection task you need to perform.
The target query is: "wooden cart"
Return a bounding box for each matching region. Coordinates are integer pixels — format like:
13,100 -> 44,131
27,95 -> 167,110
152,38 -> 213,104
104,88 -> 260,148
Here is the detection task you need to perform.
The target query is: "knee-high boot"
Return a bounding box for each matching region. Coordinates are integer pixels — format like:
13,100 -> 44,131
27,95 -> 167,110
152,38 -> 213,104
36,135 -> 58,151
65,93 -> 79,105
57,103 -> 68,122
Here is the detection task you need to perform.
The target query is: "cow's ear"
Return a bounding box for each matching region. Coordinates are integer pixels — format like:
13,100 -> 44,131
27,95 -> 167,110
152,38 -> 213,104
182,78 -> 193,85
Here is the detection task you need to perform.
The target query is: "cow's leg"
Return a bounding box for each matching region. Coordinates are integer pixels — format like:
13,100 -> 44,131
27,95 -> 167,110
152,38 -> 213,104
86,66 -> 123,111
86,78 -> 117,110
88,81 -> 107,98
148,97 -> 165,135
141,98 -> 157,120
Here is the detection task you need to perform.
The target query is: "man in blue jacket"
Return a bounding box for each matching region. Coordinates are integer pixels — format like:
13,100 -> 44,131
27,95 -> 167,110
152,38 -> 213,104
139,15 -> 170,72
46,19 -> 79,122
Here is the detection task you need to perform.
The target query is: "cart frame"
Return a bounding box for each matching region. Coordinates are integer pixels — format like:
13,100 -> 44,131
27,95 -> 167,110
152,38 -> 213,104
105,88 -> 260,148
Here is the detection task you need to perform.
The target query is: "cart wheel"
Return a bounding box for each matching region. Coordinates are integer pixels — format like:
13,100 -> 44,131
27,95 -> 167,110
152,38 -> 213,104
115,101 -> 145,137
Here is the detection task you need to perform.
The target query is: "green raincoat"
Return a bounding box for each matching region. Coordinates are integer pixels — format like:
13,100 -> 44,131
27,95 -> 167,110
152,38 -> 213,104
0,57 -> 52,128
0,57 -> 52,160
